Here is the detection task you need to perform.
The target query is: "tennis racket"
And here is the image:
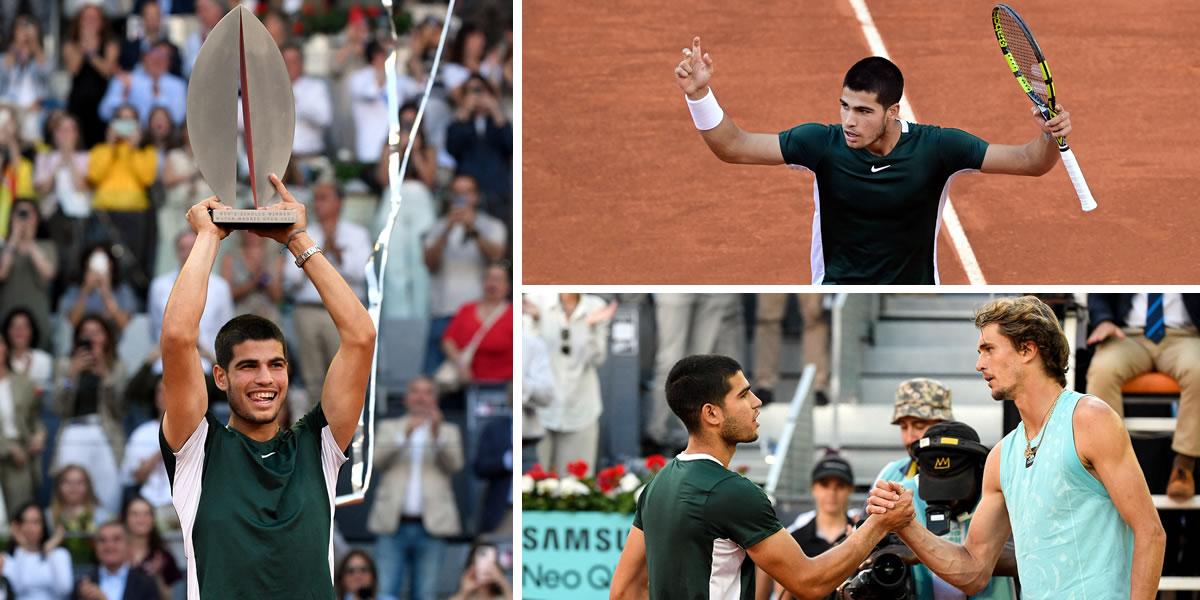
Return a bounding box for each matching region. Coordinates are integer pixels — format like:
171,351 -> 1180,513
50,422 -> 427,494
992,4 -> 1096,212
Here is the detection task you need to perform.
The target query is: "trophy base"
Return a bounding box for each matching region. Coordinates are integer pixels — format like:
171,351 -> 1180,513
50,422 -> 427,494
209,209 -> 297,229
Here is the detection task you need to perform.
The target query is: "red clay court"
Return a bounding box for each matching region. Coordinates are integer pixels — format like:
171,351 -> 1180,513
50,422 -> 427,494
522,0 -> 1200,284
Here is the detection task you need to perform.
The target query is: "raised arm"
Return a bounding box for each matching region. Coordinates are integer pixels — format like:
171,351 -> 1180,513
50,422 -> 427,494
876,444 -> 1012,595
267,174 -> 375,450
610,526 -> 649,600
748,505 -> 907,600
674,36 -> 783,166
980,105 -> 1071,176
161,198 -> 229,450
1074,396 -> 1165,600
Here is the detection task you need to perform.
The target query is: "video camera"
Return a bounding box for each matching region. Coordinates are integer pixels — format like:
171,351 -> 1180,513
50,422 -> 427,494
842,533 -> 912,600
911,421 -> 989,536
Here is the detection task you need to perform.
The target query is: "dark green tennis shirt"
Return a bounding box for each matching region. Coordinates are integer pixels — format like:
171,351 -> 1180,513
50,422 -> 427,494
161,404 -> 348,599
633,454 -> 783,599
778,121 -> 989,284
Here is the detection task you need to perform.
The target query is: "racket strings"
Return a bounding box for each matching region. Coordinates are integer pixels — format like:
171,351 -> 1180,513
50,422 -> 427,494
997,11 -> 1050,104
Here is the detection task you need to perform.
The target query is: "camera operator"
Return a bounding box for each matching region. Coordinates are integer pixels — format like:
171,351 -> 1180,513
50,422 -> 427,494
853,422 -> 1017,600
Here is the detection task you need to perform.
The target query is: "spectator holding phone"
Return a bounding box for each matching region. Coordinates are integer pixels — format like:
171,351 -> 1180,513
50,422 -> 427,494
52,316 -> 127,517
88,104 -> 157,291
0,198 -> 55,343
448,543 -> 511,600
59,244 -> 139,332
446,75 -> 512,222
0,103 -> 33,240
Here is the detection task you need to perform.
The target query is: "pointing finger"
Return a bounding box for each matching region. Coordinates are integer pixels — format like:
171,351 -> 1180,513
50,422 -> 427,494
693,36 -> 702,59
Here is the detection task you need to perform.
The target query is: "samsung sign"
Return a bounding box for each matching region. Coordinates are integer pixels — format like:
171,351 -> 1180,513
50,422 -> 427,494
522,511 -> 634,599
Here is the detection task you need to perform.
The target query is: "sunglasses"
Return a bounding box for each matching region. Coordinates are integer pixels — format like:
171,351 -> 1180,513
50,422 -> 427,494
560,327 -> 570,356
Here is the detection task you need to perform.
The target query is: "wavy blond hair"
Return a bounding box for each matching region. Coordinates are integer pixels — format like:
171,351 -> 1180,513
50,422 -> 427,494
974,296 -> 1069,386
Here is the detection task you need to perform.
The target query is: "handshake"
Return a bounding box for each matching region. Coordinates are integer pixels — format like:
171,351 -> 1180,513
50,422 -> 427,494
865,480 -> 917,531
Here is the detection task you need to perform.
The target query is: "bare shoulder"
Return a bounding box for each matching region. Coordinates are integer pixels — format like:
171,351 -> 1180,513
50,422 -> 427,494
1072,395 -> 1127,465
1072,394 -> 1124,436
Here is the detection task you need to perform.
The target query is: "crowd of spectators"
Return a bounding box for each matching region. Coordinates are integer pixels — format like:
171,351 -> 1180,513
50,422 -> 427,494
0,0 -> 513,597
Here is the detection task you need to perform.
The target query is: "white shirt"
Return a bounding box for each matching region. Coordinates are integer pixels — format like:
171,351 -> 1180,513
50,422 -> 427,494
0,377 -> 16,439
10,349 -> 53,390
148,271 -> 234,372
120,419 -> 173,507
346,67 -> 422,163
292,76 -> 332,156
98,563 -> 130,600
284,220 -> 372,305
2,547 -> 74,600
1126,293 -> 1191,330
534,295 -> 610,432
423,213 -> 508,318
401,423 -> 430,516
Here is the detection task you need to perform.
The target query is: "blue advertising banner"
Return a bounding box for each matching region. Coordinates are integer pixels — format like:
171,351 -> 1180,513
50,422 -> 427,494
522,511 -> 635,599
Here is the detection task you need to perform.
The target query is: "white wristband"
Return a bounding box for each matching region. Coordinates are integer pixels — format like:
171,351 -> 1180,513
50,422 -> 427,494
686,88 -> 724,131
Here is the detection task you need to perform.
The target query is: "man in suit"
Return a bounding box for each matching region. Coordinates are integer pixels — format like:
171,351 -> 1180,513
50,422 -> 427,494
74,521 -> 159,600
367,375 -> 464,600
1087,293 -> 1200,500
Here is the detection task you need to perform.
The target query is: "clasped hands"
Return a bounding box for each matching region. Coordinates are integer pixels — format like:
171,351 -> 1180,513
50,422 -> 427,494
865,480 -> 917,531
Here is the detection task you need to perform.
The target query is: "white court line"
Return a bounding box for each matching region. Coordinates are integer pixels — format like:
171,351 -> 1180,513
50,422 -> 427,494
847,0 -> 987,285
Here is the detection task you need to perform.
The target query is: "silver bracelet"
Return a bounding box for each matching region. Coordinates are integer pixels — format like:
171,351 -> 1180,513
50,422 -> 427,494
294,245 -> 323,268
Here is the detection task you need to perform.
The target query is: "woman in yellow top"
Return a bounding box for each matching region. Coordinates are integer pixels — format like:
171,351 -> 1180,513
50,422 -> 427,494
0,103 -> 34,240
88,104 -> 157,288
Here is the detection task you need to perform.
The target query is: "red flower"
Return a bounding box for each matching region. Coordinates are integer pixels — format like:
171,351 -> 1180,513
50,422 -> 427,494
527,463 -> 549,481
566,460 -> 588,479
646,454 -> 667,472
292,21 -> 304,35
596,465 -> 621,493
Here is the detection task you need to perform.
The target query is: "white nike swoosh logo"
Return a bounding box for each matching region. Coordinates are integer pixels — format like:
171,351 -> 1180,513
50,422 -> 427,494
261,452 -> 276,459
871,165 -> 892,173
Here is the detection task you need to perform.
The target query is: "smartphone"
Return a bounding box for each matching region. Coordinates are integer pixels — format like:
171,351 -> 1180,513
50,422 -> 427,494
473,545 -> 497,582
86,251 -> 111,278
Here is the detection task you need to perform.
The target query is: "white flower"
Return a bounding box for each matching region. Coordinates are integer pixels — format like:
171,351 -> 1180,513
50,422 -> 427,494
619,473 -> 641,493
521,475 -> 535,494
558,477 -> 590,497
536,478 -> 560,497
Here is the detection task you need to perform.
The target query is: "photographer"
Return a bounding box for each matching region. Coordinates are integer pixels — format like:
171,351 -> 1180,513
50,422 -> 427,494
854,422 -> 1017,600
0,198 -> 56,346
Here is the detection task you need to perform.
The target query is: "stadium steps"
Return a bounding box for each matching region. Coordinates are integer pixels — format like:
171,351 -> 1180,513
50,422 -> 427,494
1125,417 -> 1178,434
813,294 -> 1003,489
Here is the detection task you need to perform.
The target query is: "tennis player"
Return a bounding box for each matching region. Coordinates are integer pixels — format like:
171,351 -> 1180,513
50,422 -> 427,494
868,296 -> 1165,599
159,174 -> 376,598
610,354 -> 915,600
674,37 -> 1073,284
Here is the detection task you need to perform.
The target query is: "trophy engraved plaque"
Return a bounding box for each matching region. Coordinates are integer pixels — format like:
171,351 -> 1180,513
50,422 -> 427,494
186,5 -> 297,228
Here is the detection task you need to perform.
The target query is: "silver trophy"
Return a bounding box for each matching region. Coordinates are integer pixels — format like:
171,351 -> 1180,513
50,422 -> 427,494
186,6 -> 296,228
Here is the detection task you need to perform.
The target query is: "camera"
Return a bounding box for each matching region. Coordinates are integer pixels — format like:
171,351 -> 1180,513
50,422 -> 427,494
842,534 -> 912,600
911,422 -> 989,536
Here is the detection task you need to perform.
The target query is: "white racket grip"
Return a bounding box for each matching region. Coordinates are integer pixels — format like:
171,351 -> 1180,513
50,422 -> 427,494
1060,147 -> 1097,212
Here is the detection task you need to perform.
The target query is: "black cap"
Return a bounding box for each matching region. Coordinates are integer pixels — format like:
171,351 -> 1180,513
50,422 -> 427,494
913,421 -> 988,503
812,453 -> 854,486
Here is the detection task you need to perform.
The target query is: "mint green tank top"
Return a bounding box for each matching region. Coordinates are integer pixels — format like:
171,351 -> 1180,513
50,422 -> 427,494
999,389 -> 1133,599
